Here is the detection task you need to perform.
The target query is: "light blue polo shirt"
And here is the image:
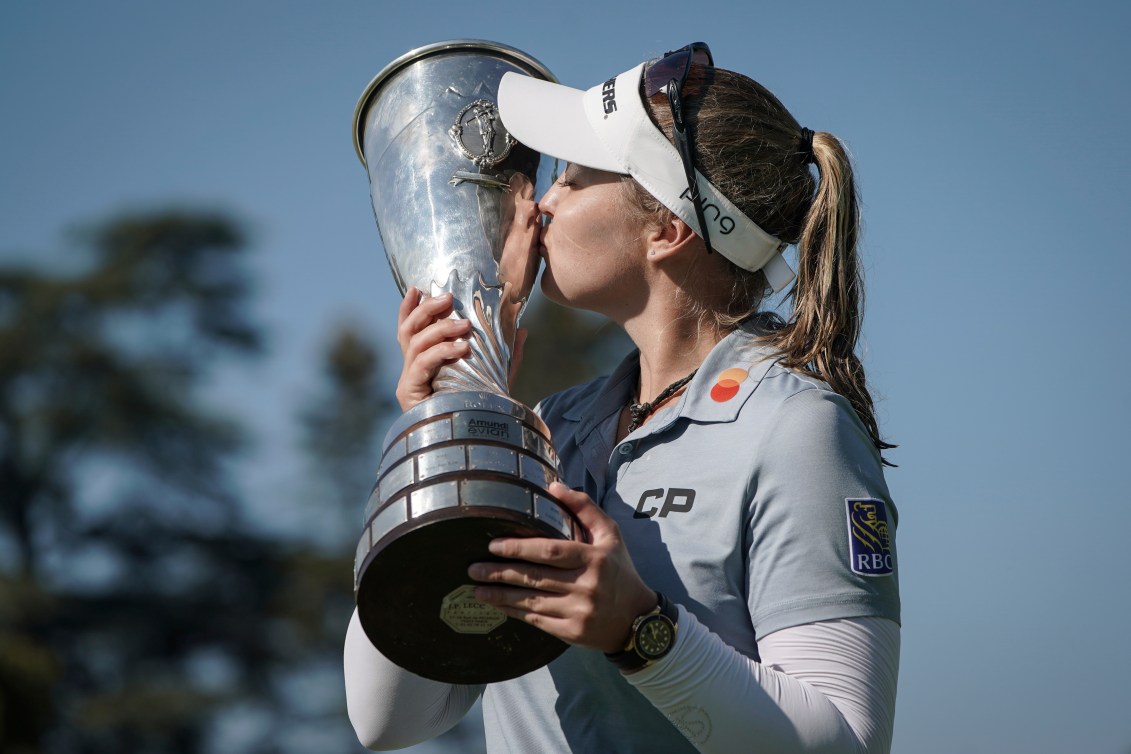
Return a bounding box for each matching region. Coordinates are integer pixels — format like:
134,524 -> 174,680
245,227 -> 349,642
482,322 -> 900,753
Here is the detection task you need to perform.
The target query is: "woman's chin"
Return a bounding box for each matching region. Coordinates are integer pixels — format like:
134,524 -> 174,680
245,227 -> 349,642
539,273 -> 564,305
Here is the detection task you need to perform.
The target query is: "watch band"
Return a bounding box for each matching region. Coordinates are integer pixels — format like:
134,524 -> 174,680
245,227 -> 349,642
604,592 -> 678,672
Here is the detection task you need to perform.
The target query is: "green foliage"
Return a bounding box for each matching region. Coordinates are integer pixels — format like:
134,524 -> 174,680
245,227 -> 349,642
0,211 -> 282,753
0,208 -> 633,753
0,213 -> 261,575
298,326 -> 393,549
0,575 -> 58,754
511,298 -> 633,408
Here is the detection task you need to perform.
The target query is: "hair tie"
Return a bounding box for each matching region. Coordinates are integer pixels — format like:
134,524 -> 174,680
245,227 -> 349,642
799,127 -> 816,164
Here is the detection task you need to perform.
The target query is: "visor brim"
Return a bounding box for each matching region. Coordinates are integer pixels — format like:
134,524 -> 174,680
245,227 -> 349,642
498,73 -> 623,174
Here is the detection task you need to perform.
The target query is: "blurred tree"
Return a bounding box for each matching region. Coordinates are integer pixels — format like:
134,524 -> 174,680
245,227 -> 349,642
276,324 -> 392,750
298,326 -> 393,550
0,211 -> 288,753
292,323 -> 492,752
511,298 -> 633,408
0,205 -> 633,753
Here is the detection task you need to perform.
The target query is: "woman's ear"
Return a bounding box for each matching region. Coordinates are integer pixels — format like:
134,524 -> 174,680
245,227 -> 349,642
645,215 -> 700,263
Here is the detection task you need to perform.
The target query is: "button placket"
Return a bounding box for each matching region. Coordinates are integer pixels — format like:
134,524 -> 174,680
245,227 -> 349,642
609,440 -> 634,485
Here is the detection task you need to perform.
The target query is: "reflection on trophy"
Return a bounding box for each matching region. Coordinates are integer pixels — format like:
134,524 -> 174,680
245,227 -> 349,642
351,41 -> 576,684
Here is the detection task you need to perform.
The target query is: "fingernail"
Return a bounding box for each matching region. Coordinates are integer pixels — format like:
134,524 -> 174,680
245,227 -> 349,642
467,564 -> 485,579
487,539 -> 505,555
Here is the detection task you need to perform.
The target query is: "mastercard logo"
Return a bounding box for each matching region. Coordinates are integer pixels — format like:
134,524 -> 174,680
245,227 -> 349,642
710,367 -> 749,402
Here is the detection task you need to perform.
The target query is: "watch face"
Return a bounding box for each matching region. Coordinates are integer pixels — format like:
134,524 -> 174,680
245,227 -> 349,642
636,615 -> 674,659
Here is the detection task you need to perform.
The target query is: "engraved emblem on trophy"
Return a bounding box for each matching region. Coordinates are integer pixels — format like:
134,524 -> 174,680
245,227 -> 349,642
449,99 -> 516,167
351,40 -> 576,684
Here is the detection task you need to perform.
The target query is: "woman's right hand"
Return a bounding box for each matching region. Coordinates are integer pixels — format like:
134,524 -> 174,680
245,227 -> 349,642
395,286 -> 472,412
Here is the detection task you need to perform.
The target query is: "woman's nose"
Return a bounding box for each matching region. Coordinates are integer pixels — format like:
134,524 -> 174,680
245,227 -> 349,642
537,184 -> 557,217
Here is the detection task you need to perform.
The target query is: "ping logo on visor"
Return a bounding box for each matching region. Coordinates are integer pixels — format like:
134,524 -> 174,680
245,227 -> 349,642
846,498 -> 894,576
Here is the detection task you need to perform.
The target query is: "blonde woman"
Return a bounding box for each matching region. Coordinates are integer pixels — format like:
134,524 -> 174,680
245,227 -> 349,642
346,43 -> 900,753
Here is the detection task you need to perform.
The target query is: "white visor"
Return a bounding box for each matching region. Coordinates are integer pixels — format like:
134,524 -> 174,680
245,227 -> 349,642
498,63 -> 795,292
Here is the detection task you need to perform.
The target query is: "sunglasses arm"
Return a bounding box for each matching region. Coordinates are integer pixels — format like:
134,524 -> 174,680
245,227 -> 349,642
667,84 -> 714,254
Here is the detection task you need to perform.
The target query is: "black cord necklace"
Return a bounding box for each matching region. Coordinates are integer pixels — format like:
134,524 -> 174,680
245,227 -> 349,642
627,369 -> 698,432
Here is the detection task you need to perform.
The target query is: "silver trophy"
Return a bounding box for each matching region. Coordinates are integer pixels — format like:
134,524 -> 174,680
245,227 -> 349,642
351,41 -> 576,684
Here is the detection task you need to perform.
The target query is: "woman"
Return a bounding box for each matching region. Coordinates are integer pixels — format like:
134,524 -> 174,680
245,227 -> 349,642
346,43 -> 900,753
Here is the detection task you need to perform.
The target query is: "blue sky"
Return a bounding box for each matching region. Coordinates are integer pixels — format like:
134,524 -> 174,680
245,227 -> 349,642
3,1 -> 1130,752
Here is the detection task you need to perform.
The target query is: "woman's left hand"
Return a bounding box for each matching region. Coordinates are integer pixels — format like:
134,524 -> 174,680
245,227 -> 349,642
468,482 -> 658,654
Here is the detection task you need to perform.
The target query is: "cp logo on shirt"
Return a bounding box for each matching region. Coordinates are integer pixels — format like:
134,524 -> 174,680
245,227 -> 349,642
633,488 -> 696,519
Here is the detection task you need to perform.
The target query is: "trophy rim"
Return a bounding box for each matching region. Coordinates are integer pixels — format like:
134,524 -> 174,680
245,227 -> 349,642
352,38 -> 558,167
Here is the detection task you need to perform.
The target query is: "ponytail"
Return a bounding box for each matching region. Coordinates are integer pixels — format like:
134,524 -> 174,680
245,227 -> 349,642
632,67 -> 895,461
769,133 -> 895,463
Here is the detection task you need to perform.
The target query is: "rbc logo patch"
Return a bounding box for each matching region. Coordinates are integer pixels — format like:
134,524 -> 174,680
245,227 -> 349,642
846,498 -> 894,577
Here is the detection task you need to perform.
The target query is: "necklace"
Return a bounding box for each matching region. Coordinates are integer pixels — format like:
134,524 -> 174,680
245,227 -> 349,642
627,369 -> 698,432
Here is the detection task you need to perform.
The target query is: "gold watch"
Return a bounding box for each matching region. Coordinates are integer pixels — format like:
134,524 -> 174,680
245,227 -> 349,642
604,592 -> 678,672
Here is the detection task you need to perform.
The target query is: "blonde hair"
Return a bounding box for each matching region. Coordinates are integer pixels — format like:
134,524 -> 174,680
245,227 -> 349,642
625,67 -> 894,460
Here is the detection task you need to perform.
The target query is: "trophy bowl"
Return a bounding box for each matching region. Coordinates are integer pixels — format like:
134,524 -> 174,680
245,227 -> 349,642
351,40 -> 577,684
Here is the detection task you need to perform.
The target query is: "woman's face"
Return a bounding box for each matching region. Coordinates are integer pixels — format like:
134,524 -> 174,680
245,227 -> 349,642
537,163 -> 649,319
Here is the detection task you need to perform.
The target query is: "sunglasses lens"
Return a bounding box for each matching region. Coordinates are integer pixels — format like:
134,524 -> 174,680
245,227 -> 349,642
644,52 -> 690,97
643,47 -> 712,97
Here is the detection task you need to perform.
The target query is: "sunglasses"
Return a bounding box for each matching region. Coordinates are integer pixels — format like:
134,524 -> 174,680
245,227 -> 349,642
643,42 -> 715,253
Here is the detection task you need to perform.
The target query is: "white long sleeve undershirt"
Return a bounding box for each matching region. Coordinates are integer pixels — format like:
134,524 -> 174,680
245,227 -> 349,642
344,610 -> 483,750
344,607 -> 899,752
626,608 -> 900,753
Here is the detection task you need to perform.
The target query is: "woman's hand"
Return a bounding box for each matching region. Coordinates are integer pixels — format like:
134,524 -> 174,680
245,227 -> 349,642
394,287 -> 472,411
394,286 -> 528,411
468,482 -> 657,653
